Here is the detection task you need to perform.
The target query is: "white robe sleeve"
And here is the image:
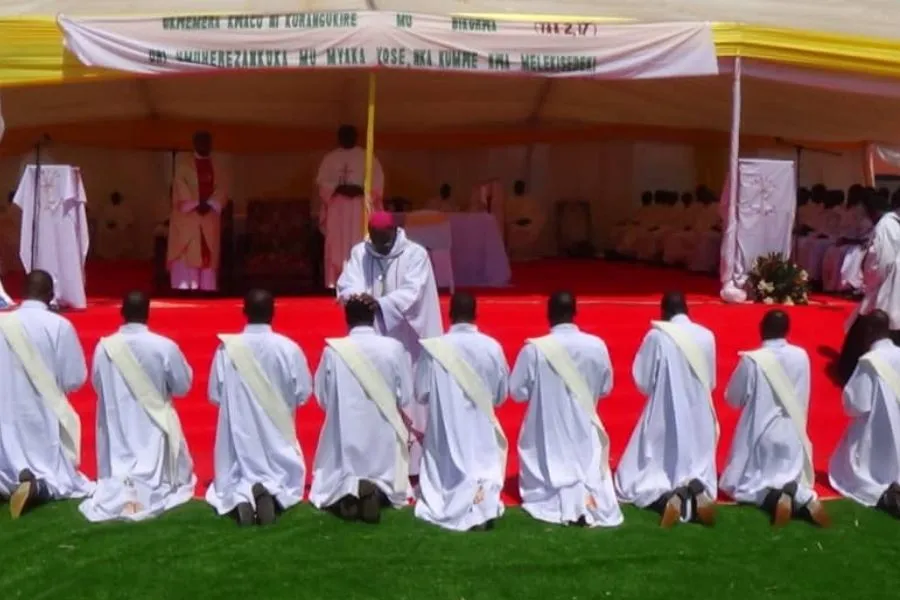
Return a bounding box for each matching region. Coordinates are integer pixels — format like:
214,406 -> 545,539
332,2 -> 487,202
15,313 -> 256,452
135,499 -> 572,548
414,354 -> 433,405
314,349 -> 334,410
509,344 -> 537,403
843,364 -> 875,418
289,345 -> 313,408
58,321 -> 87,393
164,340 -> 193,398
493,347 -> 510,407
376,250 -> 432,333
208,345 -> 226,406
335,248 -> 367,303
632,332 -> 661,397
596,343 -> 614,400
724,356 -> 753,410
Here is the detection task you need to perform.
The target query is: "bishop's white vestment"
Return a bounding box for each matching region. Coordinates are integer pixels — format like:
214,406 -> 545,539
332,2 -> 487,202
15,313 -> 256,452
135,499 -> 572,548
316,146 -> 384,289
505,195 -> 547,261
615,314 -> 718,508
511,323 -> 623,527
855,212 -> 900,329
310,326 -> 414,509
205,325 -> 312,515
79,324 -> 195,522
336,228 -> 442,475
829,339 -> 900,506
414,323 -> 510,531
0,300 -> 94,499
719,339 -> 816,506
13,165 -> 89,309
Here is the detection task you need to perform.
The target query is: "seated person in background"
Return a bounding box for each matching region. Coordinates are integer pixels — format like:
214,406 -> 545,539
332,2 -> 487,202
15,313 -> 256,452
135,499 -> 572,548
1,271 -> 94,519
618,190 -> 667,258
610,191 -> 653,253
511,291 -> 622,528
414,292 -> 509,532
424,183 -> 456,213
616,292 -> 718,528
719,310 -> 829,527
829,310 -> 900,519
822,185 -> 872,293
797,188 -> 844,282
310,297 -> 413,524
636,191 -> 682,262
206,290 -> 312,526
505,180 -> 546,261
688,186 -> 723,273
79,291 -> 195,523
95,192 -> 136,260
661,192 -> 702,267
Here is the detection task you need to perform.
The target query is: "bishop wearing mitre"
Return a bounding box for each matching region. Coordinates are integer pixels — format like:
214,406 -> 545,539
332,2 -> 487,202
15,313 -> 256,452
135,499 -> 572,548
166,131 -> 230,294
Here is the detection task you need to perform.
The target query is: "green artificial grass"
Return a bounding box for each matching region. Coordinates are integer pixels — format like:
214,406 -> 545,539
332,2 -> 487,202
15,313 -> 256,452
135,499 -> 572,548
0,499 -> 897,599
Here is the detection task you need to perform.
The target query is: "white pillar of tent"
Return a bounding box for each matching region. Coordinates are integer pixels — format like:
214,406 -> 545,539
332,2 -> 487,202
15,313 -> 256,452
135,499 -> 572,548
719,56 -> 744,301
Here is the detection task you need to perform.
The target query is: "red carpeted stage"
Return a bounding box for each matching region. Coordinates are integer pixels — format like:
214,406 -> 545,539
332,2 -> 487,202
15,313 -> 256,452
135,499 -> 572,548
2,259 -> 856,501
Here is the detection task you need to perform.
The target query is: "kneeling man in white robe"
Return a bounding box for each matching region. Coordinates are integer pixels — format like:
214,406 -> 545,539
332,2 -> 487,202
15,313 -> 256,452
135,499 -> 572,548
415,292 -> 509,531
829,310 -> 900,519
0,270 -> 94,518
310,297 -> 414,524
336,210 -> 442,476
79,291 -> 196,523
720,310 -> 830,527
511,291 -> 622,527
206,289 -> 313,526
615,291 -> 718,527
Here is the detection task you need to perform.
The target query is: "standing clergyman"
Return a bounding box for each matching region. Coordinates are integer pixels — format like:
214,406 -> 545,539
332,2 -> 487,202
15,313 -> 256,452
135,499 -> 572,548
317,124 -> 385,289
336,211 -> 442,476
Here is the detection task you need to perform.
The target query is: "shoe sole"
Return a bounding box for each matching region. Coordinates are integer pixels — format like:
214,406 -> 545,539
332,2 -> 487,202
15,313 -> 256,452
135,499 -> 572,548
255,490 -> 277,526
808,504 -> 832,528
773,495 -> 792,528
235,503 -> 255,527
358,480 -> 380,525
660,497 -> 681,529
10,481 -> 31,520
695,500 -> 717,527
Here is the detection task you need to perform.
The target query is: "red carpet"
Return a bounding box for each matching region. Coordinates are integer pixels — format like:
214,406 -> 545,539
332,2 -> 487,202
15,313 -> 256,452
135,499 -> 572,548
8,260 -> 855,502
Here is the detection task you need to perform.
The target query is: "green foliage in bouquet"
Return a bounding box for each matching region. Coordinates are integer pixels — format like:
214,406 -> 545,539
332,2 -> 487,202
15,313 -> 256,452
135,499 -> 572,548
747,253 -> 809,305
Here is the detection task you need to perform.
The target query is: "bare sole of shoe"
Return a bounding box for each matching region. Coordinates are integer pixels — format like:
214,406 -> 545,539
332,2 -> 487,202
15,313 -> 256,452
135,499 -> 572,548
9,481 -> 31,520
773,494 -> 792,528
695,499 -> 717,527
660,496 -> 681,529
807,502 -> 832,528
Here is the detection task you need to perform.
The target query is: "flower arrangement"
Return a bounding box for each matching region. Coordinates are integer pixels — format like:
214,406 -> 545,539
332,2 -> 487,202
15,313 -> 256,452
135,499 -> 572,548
747,253 -> 809,305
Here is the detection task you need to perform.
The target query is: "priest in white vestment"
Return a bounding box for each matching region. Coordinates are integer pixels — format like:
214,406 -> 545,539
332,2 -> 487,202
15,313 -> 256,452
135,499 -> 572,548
79,291 -> 195,523
821,187 -> 869,292
611,192 -> 653,253
839,194 -> 900,383
0,270 -> 94,518
310,297 -> 414,523
95,192 -> 136,260
166,131 -> 230,293
414,292 -> 509,531
317,125 -> 385,289
505,180 -> 546,262
511,291 -> 623,528
830,310 -> 900,518
424,183 -> 457,213
615,292 -> 718,527
206,289 -> 313,526
336,211 -> 442,476
796,191 -> 844,282
720,310 -> 830,527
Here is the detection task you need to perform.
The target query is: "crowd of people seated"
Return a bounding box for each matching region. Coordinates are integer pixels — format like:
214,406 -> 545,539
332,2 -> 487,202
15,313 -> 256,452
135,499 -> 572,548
608,182 -> 898,297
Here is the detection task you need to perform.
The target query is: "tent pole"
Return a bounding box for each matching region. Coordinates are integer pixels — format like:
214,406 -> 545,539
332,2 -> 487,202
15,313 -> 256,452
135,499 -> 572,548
721,56 -> 742,290
363,72 -> 377,235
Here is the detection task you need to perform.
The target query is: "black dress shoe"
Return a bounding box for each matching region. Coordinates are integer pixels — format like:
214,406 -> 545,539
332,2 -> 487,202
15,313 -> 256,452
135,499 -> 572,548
233,502 -> 255,526
358,480 -> 381,525
253,483 -> 277,526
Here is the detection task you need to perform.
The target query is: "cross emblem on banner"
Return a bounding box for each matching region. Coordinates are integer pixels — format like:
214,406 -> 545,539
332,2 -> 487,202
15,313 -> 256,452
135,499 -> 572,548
745,174 -> 777,216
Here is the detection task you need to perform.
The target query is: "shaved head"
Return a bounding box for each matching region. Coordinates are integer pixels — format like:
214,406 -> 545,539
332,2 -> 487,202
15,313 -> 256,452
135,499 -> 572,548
345,296 -> 375,328
661,291 -> 688,321
121,290 -> 150,324
760,309 -> 789,340
548,290 -> 576,326
24,270 -> 53,304
866,309 -> 891,346
450,292 -> 476,324
244,289 -> 274,324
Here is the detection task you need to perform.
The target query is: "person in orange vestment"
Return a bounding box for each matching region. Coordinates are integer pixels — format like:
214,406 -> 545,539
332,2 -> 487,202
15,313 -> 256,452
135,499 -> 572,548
166,131 -> 230,293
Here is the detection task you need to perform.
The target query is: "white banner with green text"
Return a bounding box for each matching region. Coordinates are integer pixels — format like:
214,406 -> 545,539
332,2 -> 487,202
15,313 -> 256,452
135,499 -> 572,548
58,11 -> 718,79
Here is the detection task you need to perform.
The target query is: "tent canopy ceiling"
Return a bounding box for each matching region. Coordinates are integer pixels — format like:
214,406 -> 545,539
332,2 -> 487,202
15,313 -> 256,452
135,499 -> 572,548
0,67 -> 896,149
0,0 -> 898,40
